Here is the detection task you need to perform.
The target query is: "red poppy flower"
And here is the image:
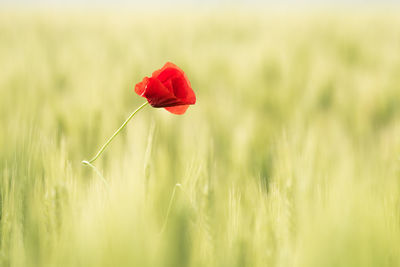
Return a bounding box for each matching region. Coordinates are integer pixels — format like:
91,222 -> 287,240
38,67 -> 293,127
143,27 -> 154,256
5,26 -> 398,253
134,62 -> 196,115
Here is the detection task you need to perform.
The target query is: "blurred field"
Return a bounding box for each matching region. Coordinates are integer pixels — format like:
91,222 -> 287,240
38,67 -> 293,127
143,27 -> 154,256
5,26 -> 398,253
1,10 -> 400,267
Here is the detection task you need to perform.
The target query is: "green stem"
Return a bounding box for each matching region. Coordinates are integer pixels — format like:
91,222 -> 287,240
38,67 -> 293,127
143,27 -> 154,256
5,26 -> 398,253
82,102 -> 149,165
81,160 -> 109,186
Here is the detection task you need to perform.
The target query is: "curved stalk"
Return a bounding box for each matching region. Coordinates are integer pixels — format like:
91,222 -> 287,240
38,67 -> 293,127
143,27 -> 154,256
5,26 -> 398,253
82,102 -> 149,165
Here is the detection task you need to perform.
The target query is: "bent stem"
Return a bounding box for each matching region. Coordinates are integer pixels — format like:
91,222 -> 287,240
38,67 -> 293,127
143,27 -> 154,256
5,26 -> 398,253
82,102 -> 149,165
82,160 -> 109,186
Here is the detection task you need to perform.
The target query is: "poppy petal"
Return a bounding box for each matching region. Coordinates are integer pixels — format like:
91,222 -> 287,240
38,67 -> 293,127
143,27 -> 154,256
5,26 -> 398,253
134,62 -> 196,113
143,78 -> 181,107
151,62 -> 180,79
134,77 -> 149,96
164,105 -> 189,115
156,67 -> 181,86
155,67 -> 195,104
171,76 -> 195,103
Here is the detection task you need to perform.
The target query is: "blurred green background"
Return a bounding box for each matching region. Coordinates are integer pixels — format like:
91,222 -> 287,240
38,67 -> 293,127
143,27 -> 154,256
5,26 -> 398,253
1,9 -> 400,267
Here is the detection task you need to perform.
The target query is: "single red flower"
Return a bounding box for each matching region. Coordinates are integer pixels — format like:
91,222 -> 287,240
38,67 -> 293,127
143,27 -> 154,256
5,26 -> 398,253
135,62 -> 196,115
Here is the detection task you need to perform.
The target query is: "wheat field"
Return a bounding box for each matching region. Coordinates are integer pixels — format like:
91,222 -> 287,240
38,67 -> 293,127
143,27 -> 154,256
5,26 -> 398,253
0,10 -> 400,267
